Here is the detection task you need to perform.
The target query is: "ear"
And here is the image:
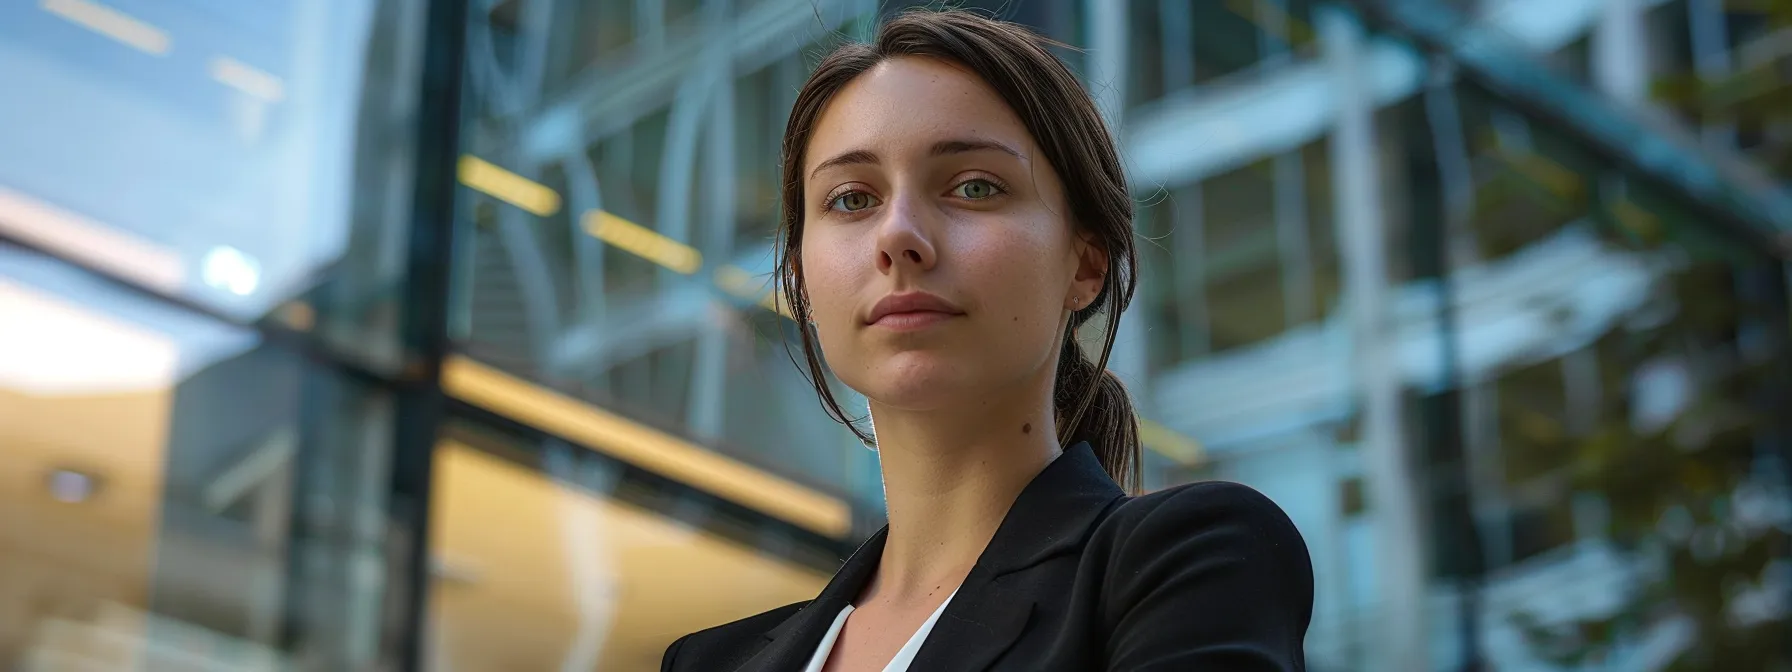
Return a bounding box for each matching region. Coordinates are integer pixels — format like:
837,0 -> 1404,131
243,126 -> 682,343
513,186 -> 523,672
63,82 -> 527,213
1065,232 -> 1108,311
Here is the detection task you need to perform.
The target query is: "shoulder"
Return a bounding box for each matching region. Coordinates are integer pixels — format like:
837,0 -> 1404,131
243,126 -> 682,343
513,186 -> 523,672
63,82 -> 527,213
1086,480 -> 1314,666
1096,479 -> 1309,557
661,601 -> 809,671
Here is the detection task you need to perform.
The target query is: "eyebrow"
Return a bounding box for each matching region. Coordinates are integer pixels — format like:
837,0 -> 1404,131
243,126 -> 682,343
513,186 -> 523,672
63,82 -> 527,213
807,138 -> 1026,180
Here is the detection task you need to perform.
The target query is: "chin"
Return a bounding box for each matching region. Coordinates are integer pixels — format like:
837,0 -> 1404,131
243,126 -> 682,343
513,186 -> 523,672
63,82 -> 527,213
845,351 -> 980,412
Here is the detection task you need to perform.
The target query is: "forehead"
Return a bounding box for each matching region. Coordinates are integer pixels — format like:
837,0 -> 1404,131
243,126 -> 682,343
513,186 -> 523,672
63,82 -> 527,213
804,56 -> 1035,169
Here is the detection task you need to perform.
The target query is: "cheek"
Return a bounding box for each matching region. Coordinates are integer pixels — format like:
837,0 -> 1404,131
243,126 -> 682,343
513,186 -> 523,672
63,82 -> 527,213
799,234 -> 864,351
952,223 -> 1073,370
961,223 -> 1070,318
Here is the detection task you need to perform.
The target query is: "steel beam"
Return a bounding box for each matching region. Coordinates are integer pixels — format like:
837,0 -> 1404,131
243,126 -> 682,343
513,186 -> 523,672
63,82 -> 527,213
1351,0 -> 1792,256
1127,0 -> 1673,189
1319,9 -> 1427,669
521,0 -> 859,160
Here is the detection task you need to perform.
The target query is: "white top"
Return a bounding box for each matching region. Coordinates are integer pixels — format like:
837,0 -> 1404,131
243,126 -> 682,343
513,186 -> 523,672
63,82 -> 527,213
801,590 -> 959,672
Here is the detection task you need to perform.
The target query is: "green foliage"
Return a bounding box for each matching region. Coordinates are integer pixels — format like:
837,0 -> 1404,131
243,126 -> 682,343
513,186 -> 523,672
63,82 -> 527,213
1504,236 -> 1789,668
1649,1 -> 1792,175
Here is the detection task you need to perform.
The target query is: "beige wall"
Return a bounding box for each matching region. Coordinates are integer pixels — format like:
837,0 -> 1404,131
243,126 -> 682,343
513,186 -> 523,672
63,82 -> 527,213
0,386 -> 170,664
430,442 -> 828,671
0,282 -> 828,670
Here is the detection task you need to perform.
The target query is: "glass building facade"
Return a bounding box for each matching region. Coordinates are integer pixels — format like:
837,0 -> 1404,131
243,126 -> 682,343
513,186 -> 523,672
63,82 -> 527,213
1,0 -> 1788,670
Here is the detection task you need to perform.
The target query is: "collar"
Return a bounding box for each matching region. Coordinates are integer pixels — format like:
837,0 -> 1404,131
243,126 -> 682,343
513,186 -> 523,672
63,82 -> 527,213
761,440 -> 1123,643
975,440 -> 1127,576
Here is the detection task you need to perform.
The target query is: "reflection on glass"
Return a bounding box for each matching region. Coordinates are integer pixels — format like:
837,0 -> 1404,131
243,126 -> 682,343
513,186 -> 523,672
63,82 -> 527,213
429,2 -> 1791,669
454,0 -> 882,509
428,437 -> 829,671
0,0 -> 429,369
0,276 -> 181,667
0,249 -> 401,669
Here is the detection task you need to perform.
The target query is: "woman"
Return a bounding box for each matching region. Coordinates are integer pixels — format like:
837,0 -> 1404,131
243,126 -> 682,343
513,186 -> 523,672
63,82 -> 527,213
663,9 -> 1313,672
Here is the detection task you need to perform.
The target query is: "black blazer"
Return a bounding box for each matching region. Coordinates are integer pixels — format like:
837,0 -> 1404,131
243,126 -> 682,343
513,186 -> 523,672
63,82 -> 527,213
662,442 -> 1314,671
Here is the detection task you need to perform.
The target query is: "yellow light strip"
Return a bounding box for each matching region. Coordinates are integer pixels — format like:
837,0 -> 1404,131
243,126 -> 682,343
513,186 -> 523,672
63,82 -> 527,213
1139,418 -> 1205,465
458,155 -> 562,217
760,289 -> 794,319
714,264 -> 795,320
42,0 -> 169,55
210,57 -> 285,102
443,356 -> 851,538
583,210 -> 702,275
712,264 -> 761,298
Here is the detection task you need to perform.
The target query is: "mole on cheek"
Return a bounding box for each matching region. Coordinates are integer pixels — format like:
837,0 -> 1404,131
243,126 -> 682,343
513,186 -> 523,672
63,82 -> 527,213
1022,423 -> 1031,434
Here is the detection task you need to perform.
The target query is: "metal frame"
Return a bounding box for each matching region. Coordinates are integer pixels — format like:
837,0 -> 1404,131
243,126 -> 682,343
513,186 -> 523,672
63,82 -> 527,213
1349,0 -> 1792,258
7,1 -> 1784,670
385,0 -> 470,668
1318,8 -> 1429,670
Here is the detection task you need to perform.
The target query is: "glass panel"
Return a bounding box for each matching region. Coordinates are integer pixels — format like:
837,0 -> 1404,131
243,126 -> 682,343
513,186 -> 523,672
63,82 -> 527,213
0,0 -> 430,368
1150,30 -> 1791,667
436,3 -> 1792,670
1388,66 -> 1792,667
426,424 -> 832,671
453,0 -> 882,508
1143,137 -> 1337,368
1128,0 -> 1334,104
0,248 -> 403,669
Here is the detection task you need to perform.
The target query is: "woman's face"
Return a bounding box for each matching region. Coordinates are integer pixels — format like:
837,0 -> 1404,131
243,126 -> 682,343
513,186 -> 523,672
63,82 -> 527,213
799,56 -> 1105,412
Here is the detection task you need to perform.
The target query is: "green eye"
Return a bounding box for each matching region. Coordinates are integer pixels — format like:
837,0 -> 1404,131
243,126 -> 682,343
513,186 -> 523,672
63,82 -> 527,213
953,179 -> 1000,199
832,192 -> 878,212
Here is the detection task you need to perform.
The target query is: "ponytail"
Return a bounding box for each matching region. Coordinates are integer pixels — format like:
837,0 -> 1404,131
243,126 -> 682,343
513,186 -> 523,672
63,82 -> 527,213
1054,318 -> 1142,494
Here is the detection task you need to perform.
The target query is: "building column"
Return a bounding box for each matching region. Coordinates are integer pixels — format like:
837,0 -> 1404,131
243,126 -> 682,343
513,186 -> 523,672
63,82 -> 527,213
688,10 -> 737,441
1318,8 -> 1429,671
1593,0 -> 1650,106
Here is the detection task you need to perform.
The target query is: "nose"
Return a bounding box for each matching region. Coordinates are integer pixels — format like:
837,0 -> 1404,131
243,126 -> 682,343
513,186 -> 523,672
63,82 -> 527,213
874,195 -> 938,274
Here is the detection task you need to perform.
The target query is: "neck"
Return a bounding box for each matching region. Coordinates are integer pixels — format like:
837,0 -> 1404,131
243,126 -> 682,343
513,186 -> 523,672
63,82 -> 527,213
859,380 -> 1062,606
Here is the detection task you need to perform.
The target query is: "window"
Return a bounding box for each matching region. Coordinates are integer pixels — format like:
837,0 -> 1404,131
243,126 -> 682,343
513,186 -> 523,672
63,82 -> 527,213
1146,138 -> 1336,368
0,256 -> 408,667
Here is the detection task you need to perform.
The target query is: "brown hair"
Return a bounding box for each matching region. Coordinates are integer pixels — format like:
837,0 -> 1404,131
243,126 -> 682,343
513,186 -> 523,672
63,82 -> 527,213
776,8 -> 1142,491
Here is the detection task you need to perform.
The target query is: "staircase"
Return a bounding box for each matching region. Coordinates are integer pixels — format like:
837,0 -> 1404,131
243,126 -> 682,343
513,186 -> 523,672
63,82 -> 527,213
463,227 -> 541,378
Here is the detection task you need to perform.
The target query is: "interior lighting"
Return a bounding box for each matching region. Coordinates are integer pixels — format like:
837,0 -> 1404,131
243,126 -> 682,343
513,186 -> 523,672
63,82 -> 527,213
714,264 -> 793,319
0,280 -> 179,396
46,468 -> 102,503
458,155 -> 561,217
201,245 -> 260,297
41,0 -> 169,55
1140,418 -> 1206,465
210,57 -> 285,102
582,210 -> 702,275
442,355 -> 850,537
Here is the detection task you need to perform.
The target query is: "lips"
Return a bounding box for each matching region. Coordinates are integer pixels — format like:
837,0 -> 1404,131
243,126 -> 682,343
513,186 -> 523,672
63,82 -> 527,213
865,291 -> 965,327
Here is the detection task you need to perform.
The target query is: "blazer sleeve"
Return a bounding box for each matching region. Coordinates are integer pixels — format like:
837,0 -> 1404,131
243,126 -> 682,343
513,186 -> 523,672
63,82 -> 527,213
660,632 -> 691,672
1100,481 -> 1314,671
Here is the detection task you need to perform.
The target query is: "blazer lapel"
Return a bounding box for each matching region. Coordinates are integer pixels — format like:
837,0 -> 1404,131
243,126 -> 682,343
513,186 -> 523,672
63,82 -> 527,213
737,442 -> 1122,672
908,442 -> 1123,670
904,568 -> 1034,671
733,528 -> 886,672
